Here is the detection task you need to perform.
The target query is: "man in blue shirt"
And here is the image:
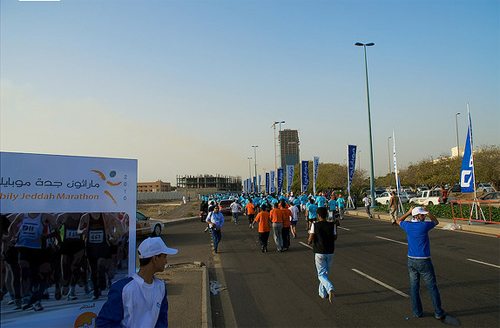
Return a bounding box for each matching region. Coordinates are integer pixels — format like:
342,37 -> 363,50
397,206 -> 445,320
337,195 -> 345,220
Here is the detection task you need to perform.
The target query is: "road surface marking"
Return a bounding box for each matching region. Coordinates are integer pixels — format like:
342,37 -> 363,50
352,268 -> 409,298
376,236 -> 407,245
467,259 -> 500,269
299,241 -> 313,250
338,226 -> 350,231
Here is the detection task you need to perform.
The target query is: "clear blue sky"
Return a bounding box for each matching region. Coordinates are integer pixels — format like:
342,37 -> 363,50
1,0 -> 499,184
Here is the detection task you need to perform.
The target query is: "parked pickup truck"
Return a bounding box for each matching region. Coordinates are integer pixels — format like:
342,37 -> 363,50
409,189 -> 455,206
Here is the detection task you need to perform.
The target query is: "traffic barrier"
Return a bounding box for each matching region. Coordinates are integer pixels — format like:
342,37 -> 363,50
450,199 -> 500,237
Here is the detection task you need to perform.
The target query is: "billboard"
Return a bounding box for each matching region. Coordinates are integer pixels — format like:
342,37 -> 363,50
0,152 -> 137,328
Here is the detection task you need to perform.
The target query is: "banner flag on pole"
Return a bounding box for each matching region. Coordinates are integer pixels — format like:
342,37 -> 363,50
258,174 -> 261,193
301,161 -> 309,193
460,106 -> 475,193
277,168 -> 284,194
270,171 -> 275,193
392,129 -> 402,194
313,157 -> 319,194
347,145 -> 357,195
286,165 -> 294,193
253,177 -> 257,193
265,172 -> 270,194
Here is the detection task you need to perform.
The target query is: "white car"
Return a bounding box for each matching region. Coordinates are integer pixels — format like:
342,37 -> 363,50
478,183 -> 495,193
409,189 -> 454,206
137,211 -> 165,237
375,192 -> 409,205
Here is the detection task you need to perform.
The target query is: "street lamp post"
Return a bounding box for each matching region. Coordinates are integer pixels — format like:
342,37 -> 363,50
387,136 -> 392,174
247,157 -> 252,192
252,145 -> 258,192
455,112 -> 460,157
358,149 -> 361,171
355,41 -> 376,206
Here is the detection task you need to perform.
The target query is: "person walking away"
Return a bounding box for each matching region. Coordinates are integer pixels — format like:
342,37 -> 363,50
230,200 -> 242,226
389,192 -> 399,225
280,201 -> 292,251
251,205 -> 271,253
206,206 -> 224,253
289,202 -> 299,238
362,193 -> 372,219
328,196 -> 337,222
307,207 -> 337,302
397,206 -> 445,320
337,194 -> 345,220
97,237 -> 178,327
270,203 -> 284,252
306,198 -> 319,232
245,200 -> 256,228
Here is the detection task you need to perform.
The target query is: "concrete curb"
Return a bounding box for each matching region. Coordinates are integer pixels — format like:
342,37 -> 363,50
346,209 -> 500,237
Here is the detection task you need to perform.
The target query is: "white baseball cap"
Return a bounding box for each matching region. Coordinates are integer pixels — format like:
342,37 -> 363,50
138,237 -> 178,259
411,207 -> 429,217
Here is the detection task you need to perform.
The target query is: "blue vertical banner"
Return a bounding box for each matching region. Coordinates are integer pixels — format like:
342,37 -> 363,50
277,168 -> 284,194
265,172 -> 270,194
258,175 -> 261,193
286,164 -> 294,193
347,145 -> 357,195
270,171 -> 275,193
253,177 -> 257,193
301,161 -> 309,193
460,107 -> 474,193
313,156 -> 319,194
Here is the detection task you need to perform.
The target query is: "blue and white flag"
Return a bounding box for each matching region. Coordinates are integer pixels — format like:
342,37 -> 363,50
286,165 -> 294,193
277,168 -> 284,194
265,172 -> 270,194
258,175 -> 261,193
347,145 -> 357,194
301,161 -> 309,193
460,107 -> 474,193
313,157 -> 319,194
270,171 -> 275,193
253,177 -> 257,193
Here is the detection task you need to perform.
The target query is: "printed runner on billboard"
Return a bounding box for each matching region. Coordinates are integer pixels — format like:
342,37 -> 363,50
0,152 -> 137,328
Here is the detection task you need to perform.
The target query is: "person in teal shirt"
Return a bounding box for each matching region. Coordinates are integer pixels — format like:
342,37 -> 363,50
328,197 -> 337,221
306,198 -> 318,231
337,195 -> 345,220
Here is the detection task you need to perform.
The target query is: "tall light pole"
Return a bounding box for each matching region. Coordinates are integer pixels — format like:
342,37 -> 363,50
455,112 -> 460,157
355,41 -> 376,206
247,157 -> 252,192
387,136 -> 392,174
252,145 -> 258,192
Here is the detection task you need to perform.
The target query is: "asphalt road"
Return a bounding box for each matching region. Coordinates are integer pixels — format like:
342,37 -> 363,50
200,213 -> 500,328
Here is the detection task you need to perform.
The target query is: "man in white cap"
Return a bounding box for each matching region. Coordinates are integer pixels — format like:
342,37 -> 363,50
97,237 -> 178,327
397,206 -> 445,320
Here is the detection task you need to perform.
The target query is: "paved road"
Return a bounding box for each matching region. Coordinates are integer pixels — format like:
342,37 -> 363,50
206,213 -> 499,327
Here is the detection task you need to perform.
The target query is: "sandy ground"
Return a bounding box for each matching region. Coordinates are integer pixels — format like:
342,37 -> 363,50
137,200 -> 201,221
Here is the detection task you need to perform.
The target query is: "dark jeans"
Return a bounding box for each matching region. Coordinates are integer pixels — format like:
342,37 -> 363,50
258,232 -> 269,249
210,228 -> 222,252
282,227 -> 290,248
408,258 -> 444,318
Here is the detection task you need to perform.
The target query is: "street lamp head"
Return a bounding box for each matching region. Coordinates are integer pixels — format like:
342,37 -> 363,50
456,112 -> 460,116
355,42 -> 374,47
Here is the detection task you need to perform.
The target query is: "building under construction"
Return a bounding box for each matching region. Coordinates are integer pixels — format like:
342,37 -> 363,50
176,174 -> 242,192
280,129 -> 300,169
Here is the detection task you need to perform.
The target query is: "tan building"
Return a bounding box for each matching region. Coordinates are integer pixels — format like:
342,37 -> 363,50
137,180 -> 172,193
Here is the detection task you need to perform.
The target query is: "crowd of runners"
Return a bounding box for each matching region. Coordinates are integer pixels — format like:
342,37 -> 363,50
0,212 -> 129,312
201,190 -> 346,253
